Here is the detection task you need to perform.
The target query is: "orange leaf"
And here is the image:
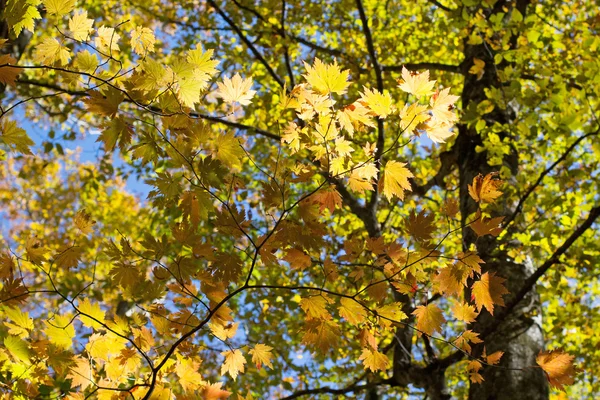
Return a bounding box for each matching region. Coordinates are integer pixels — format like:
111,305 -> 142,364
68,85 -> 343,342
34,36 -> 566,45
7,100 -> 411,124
412,303 -> 445,336
471,272 -> 508,315
536,350 -> 577,390
468,173 -> 503,203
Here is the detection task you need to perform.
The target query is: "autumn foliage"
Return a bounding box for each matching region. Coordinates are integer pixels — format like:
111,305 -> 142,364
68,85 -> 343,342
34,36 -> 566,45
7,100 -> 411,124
1,0 -> 597,399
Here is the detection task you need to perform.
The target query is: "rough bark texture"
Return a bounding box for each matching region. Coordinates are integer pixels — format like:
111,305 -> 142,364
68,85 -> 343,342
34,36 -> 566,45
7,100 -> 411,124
456,1 -> 549,399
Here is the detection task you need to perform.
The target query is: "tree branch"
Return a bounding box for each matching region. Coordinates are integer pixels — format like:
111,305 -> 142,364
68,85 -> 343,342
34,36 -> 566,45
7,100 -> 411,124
279,379 -> 392,400
503,127 -> 600,229
436,203 -> 600,369
205,0 -> 286,88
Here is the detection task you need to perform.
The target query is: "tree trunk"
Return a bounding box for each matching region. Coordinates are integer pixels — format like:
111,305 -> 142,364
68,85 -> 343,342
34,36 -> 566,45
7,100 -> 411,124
456,1 -> 549,398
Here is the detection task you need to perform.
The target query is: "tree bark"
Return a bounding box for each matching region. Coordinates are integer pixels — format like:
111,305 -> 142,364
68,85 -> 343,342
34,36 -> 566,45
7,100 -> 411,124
455,1 -> 549,399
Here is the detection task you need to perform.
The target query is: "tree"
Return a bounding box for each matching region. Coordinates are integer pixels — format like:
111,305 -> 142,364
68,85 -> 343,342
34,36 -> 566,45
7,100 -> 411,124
0,0 -> 598,399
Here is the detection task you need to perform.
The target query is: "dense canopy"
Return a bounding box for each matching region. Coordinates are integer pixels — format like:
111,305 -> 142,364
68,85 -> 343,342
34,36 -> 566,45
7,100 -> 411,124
0,0 -> 599,399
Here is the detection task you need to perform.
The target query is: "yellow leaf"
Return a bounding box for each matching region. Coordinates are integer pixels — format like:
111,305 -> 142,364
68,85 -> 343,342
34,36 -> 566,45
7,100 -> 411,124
4,307 -> 34,338
249,344 -> 274,369
54,246 -> 82,269
25,235 -> 48,265
45,314 -> 75,350
536,350 -> 577,390
130,26 -> 156,55
471,272 -> 508,315
216,73 -> 255,105
380,160 -> 413,201
303,58 -> 350,95
397,67 -> 436,98
176,355 -> 204,393
359,348 -> 389,372
74,50 -> 99,73
0,54 -> 23,87
83,88 -> 124,117
69,10 -> 94,41
338,297 -> 367,325
430,87 -> 459,123
67,356 -> 94,390
95,26 -> 121,54
423,120 -> 456,144
283,248 -> 311,271
78,298 -> 106,329
74,209 -> 96,234
300,296 -> 330,320
187,47 -> 219,77
204,382 -> 232,400
360,87 -> 395,118
43,0 -> 75,16
209,321 -> 239,341
4,336 -> 30,363
469,58 -> 485,80
468,173 -> 503,203
213,132 -> 244,170
451,302 -> 479,324
220,349 -> 246,380
33,38 -> 71,65
1,119 -> 34,154
412,303 -> 445,336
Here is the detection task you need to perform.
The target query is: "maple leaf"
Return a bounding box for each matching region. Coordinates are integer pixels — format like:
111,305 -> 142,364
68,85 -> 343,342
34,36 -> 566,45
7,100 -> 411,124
311,186 -> 342,213
216,73 -> 256,105
176,355 -> 204,392
0,54 -> 23,87
4,335 -> 30,363
84,88 -> 124,118
430,87 -> 459,123
300,296 -> 330,320
213,132 -> 244,170
536,350 -> 577,390
453,330 -> 483,353
468,173 -> 503,203
33,38 -> 71,65
95,26 -> 121,54
204,382 -> 232,400
303,58 -> 350,95
470,214 -> 505,237
74,50 -> 99,73
380,161 -> 413,201
471,272 -> 508,315
43,0 -> 75,16
221,349 -> 246,380
45,314 -> 75,350
412,303 -> 445,336
4,0 -> 42,36
338,297 -> 367,325
54,246 -> 82,269
302,319 -> 340,352
422,120 -> 456,144
4,307 -> 34,338
485,350 -> 504,365
74,209 -> 96,235
69,10 -> 94,41
25,235 -> 48,265
283,248 -> 311,270
359,348 -> 389,372
78,298 -> 106,329
406,211 -> 435,243
359,87 -> 396,118
451,302 -> 479,324
67,356 -> 94,390
1,119 -> 34,154
0,251 -> 15,280
130,26 -> 156,55
249,344 -> 274,369
398,67 -> 436,98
